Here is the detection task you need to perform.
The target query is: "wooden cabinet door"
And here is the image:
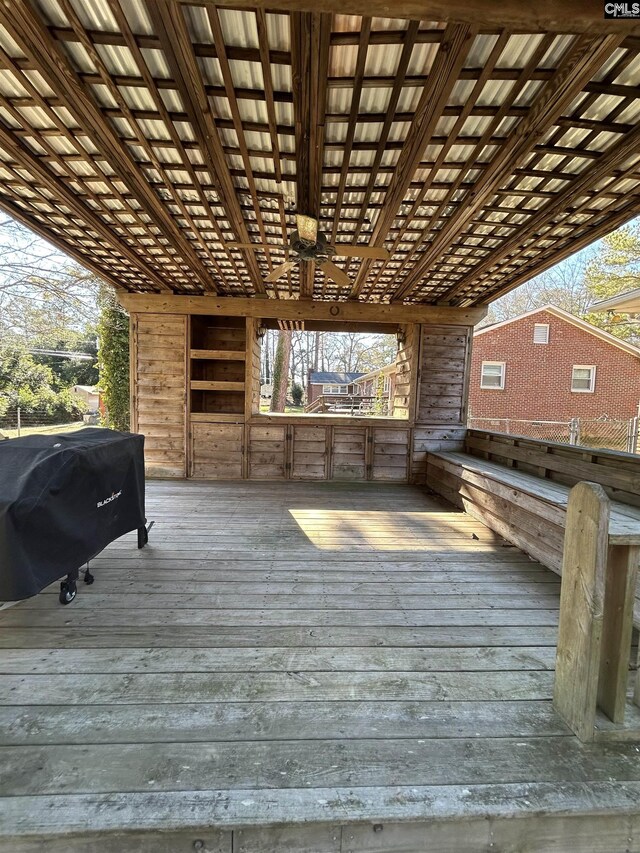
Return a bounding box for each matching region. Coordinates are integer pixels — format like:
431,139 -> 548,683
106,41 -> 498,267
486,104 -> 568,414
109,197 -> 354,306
291,425 -> 328,479
248,425 -> 287,479
331,427 -> 367,480
371,427 -> 410,481
190,423 -> 244,479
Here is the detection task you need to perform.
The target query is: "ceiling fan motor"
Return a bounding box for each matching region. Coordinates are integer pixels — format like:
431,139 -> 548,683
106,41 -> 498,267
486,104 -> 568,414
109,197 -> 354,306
290,229 -> 332,262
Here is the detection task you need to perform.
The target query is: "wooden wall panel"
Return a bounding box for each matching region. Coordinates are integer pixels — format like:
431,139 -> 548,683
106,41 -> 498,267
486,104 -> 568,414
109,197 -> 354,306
246,317 -> 261,419
132,313 -> 186,478
291,425 -> 329,480
248,425 -> 287,479
331,427 -> 367,480
416,325 -> 471,424
372,428 -> 410,481
410,323 -> 473,484
393,323 -> 416,419
191,423 -> 244,479
131,312 -> 475,483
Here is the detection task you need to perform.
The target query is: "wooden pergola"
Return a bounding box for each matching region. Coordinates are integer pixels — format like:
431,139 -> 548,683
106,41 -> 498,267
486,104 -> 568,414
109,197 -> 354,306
1,0 -> 639,481
5,5 -> 640,850
0,1 -> 638,306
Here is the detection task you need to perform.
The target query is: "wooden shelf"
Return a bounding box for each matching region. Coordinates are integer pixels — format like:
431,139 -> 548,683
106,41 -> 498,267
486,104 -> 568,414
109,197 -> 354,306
191,380 -> 245,392
190,412 -> 244,423
190,349 -> 246,361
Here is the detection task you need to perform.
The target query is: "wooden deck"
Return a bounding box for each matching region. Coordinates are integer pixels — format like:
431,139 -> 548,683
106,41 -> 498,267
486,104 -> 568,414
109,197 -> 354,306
1,480 -> 640,852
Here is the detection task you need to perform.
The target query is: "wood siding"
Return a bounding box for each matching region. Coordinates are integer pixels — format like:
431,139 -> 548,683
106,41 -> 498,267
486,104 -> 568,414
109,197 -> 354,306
410,324 -> 473,483
190,423 -> 244,480
132,313 -> 186,478
131,313 -> 475,482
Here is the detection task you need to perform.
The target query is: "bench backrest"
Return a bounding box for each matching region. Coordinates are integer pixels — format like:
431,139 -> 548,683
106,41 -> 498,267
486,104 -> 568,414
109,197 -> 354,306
465,429 -> 640,508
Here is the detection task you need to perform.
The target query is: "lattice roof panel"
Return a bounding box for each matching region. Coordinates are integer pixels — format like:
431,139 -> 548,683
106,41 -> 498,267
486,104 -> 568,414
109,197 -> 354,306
0,1 -> 638,304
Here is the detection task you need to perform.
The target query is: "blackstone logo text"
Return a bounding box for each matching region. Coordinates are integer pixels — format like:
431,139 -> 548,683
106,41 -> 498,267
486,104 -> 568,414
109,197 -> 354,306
604,2 -> 640,16
97,490 -> 122,508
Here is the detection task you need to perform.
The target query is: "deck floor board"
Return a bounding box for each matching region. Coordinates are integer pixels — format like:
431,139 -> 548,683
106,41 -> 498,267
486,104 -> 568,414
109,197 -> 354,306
1,480 -> 639,849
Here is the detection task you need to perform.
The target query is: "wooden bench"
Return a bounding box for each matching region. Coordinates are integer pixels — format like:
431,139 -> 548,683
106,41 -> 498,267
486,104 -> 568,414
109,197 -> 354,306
426,430 -> 640,740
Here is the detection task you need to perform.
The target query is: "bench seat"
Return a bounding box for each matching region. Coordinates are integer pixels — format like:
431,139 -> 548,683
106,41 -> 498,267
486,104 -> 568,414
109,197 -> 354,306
426,450 -> 640,624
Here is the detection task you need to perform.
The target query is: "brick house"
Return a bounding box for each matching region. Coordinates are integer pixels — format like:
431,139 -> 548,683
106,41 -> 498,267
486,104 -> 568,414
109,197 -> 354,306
468,305 -> 640,422
306,371 -> 364,406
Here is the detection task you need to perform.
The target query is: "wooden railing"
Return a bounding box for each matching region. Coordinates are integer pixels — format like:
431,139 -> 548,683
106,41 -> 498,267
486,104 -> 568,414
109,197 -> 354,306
304,395 -> 388,415
554,482 -> 640,741
428,428 -> 640,740
465,428 -> 640,508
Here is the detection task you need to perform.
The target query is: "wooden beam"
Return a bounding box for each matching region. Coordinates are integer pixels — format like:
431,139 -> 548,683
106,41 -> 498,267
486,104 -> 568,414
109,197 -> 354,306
291,11 -> 332,298
447,122 -> 640,303
348,23 -> 475,299
188,0 -> 640,36
329,18 -> 372,248
393,32 -> 626,302
371,28 -> 512,302
0,2 -> 218,293
338,20 -> 419,269
0,195 -> 137,294
0,125 -> 173,293
460,192 -> 640,307
104,0 -> 249,292
145,0 -> 267,295
117,293 -> 487,326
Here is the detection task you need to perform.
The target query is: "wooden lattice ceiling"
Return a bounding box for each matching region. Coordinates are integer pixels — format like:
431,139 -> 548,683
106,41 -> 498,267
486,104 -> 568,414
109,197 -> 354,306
0,0 -> 639,305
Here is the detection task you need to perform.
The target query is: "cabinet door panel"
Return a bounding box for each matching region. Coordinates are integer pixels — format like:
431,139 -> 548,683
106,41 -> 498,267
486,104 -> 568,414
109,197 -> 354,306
248,425 -> 286,479
332,427 -> 367,481
372,428 -> 409,481
292,425 -> 328,480
191,423 -> 244,479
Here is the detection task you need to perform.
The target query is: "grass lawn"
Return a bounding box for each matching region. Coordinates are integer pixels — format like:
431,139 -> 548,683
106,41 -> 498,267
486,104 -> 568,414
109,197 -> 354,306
2,421 -> 90,439
259,403 -> 305,414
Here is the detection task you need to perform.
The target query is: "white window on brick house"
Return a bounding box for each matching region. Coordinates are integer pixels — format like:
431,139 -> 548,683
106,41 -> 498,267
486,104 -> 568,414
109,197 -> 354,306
322,385 -> 348,395
480,361 -> 505,389
571,365 -> 596,393
533,323 -> 549,344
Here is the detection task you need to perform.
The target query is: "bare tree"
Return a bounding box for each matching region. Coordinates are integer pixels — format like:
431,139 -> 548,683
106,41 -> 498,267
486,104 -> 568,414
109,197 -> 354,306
0,215 -> 100,343
270,330 -> 292,412
482,249 -> 597,326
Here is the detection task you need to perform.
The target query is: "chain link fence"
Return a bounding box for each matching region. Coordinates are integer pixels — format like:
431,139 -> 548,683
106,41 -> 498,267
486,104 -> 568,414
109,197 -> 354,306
0,405 -> 101,439
468,416 -> 639,454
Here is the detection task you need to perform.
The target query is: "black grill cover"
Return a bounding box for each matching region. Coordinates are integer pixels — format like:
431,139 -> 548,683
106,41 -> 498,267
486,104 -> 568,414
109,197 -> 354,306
0,428 -> 145,600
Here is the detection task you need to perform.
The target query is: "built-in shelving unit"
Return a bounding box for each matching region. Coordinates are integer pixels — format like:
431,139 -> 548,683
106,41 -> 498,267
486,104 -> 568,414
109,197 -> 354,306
190,316 -> 246,417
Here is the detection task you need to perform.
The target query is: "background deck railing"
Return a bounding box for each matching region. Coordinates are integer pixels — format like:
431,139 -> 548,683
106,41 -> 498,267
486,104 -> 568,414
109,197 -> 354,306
465,428 -> 640,507
468,416 -> 640,454
304,394 -> 389,415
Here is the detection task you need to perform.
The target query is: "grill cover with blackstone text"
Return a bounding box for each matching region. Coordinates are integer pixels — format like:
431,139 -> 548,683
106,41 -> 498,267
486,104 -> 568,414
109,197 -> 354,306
0,428 -> 145,600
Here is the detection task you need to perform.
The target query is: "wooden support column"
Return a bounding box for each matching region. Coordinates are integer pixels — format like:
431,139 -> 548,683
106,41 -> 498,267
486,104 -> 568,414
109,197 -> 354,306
598,544 -> 640,723
554,482 -> 609,742
554,482 -> 639,740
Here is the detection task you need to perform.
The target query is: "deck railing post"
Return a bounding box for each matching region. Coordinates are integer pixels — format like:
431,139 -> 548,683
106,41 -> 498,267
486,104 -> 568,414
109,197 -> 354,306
553,482 -> 610,742
598,543 -> 639,722
554,482 -> 639,740
569,417 -> 580,445
628,415 -> 639,454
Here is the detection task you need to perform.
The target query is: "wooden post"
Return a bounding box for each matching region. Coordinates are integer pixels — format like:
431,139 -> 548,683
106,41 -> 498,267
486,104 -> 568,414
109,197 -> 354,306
554,481 -> 609,742
636,641 -> 640,709
598,544 -> 639,723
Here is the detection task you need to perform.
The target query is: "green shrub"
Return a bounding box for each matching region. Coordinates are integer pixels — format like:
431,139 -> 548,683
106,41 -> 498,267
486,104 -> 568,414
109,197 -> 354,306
97,285 -> 130,431
291,382 -> 304,406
